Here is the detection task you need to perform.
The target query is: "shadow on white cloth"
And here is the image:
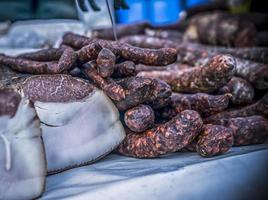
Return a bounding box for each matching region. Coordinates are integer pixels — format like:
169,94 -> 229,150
40,143 -> 268,200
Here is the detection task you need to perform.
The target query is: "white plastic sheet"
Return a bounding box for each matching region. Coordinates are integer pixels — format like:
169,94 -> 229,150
41,143 -> 268,200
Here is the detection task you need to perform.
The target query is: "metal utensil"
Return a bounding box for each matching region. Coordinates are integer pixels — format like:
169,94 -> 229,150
75,0 -> 117,40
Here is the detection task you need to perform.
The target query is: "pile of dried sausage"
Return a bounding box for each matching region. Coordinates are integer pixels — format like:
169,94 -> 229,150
1,12 -> 268,159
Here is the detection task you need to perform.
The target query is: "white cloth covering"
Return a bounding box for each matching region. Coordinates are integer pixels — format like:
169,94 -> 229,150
41,143 -> 268,200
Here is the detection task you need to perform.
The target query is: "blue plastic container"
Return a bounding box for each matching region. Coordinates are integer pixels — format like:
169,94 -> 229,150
116,0 -> 148,24
186,0 -> 209,8
116,0 -> 182,25
149,0 -> 182,25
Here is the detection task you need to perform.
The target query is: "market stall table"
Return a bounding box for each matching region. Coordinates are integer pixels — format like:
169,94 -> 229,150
41,143 -> 268,200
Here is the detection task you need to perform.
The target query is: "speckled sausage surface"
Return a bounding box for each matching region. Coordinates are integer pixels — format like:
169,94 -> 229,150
172,54 -> 236,93
196,124 -> 234,157
176,93 -> 231,117
76,43 -> 102,63
58,46 -> 77,72
80,61 -> 125,101
235,58 -> 268,90
18,48 -> 65,61
146,79 -> 172,109
213,115 -> 268,146
0,54 -> 60,74
174,93 -> 230,117
118,110 -> 203,158
218,77 -> 255,105
121,43 -> 177,66
124,104 -> 155,133
112,61 -> 137,78
62,32 -> 92,49
226,116 -> 268,146
176,44 -> 268,89
63,32 -> 178,66
140,54 -> 236,93
63,34 -> 121,55
204,94 -> 268,124
156,93 -> 231,119
114,77 -> 155,111
96,48 -> 116,78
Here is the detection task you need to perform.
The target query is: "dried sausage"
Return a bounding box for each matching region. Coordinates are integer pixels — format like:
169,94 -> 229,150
118,110 -> 203,158
96,48 -> 116,78
204,94 -> 268,124
156,93 -> 231,119
80,61 -> 125,101
139,54 -> 236,93
124,104 -> 155,133
218,77 -> 255,104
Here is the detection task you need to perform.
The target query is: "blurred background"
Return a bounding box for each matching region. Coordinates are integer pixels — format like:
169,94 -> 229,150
0,0 -> 267,50
0,0 -> 267,24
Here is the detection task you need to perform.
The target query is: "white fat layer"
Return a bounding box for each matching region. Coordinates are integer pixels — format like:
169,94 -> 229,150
35,95 -> 94,126
0,98 -> 46,200
37,90 -> 125,172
